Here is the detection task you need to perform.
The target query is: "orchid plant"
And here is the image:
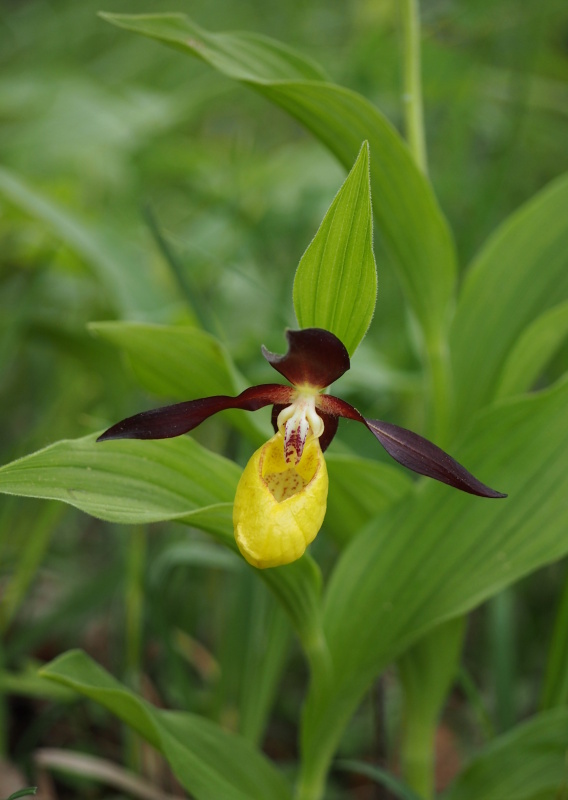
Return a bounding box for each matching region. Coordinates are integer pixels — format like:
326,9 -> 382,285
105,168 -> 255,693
1,6 -> 568,800
98,326 -> 504,569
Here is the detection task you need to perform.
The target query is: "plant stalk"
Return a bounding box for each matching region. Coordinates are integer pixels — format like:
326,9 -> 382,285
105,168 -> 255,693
542,563 -> 568,709
400,716 -> 435,799
400,0 -> 428,174
124,525 -> 147,772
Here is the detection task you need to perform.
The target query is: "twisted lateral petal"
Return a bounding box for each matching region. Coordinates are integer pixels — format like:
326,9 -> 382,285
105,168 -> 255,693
319,395 -> 507,499
233,431 -> 328,568
262,328 -> 350,389
97,384 -> 294,441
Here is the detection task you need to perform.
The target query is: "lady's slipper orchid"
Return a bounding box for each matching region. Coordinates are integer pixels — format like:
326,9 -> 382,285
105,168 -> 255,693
98,328 -> 505,568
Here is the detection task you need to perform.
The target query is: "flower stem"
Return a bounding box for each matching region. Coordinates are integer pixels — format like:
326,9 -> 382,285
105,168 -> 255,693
400,0 -> 454,445
296,754 -> 328,800
400,0 -> 428,174
123,525 -> 147,772
295,632 -> 333,800
400,716 -> 435,799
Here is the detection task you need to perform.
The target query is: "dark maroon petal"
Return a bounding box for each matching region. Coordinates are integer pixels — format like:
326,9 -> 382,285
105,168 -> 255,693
318,394 -> 364,423
364,420 -> 507,498
316,411 -> 339,453
318,395 -> 506,498
262,328 -> 350,389
270,404 -> 286,435
270,404 -> 338,453
97,384 -> 294,442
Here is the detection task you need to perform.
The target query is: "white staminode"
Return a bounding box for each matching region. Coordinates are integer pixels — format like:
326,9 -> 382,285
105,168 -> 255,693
276,391 -> 324,464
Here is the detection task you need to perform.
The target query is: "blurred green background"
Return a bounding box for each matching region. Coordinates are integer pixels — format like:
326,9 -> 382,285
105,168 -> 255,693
1,0 -> 567,796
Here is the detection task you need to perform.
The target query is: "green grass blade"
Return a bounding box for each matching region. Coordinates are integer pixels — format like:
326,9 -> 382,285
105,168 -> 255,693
0,502 -> 63,633
443,708 -> 568,800
335,760 -> 423,800
293,142 -> 376,354
41,650 -> 292,800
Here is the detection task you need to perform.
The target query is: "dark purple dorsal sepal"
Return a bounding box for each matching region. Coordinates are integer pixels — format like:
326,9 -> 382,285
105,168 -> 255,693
262,328 -> 350,390
97,384 -> 294,442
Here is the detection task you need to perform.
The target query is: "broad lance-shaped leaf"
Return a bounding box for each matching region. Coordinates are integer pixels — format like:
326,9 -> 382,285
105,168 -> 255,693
0,434 -> 325,660
495,299 -> 568,399
41,650 -> 292,800
293,142 -> 376,355
90,321 -> 267,444
451,171 -> 568,429
444,708 -> 568,800
0,434 -> 240,534
300,374 -> 568,794
324,454 -> 412,547
90,321 -> 241,400
100,12 -> 456,344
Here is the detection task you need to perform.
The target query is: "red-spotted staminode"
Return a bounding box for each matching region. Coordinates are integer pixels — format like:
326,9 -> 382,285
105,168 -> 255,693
98,328 -> 505,568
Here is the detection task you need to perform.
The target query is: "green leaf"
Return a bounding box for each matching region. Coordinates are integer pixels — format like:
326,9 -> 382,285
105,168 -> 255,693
4,790 -> 37,800
444,708 -> 568,800
451,172 -> 568,427
0,433 -> 239,538
99,12 -> 327,82
0,665 -> 75,703
0,166 -> 169,317
41,650 -> 292,800
0,501 -> 63,632
325,454 -> 412,546
397,618 -> 465,797
100,12 -> 456,344
261,554 -> 326,678
335,760 -> 423,800
216,573 -> 290,746
0,435 -> 324,665
495,300 -> 568,399
150,541 -> 240,579
91,321 -> 238,399
90,321 -> 265,443
300,375 -> 568,795
541,565 -> 568,710
293,142 -> 376,354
